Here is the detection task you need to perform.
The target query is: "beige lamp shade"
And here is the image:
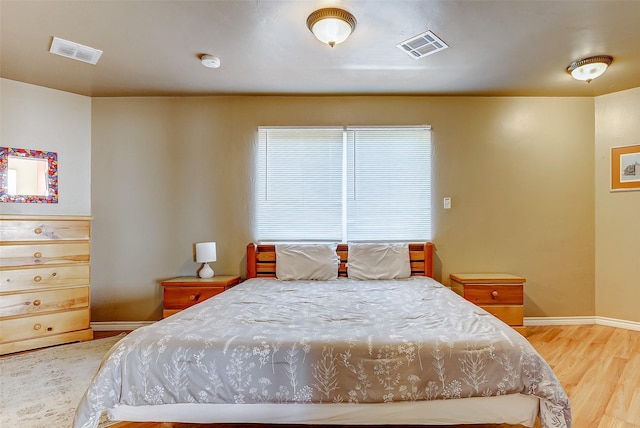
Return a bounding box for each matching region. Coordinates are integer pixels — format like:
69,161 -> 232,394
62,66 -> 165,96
195,242 -> 217,262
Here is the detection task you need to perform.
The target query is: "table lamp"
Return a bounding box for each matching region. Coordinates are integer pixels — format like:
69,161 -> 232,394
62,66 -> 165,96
195,242 -> 217,278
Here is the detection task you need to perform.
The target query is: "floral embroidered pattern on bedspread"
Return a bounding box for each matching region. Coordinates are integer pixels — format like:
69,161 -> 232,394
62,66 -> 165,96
74,277 -> 571,428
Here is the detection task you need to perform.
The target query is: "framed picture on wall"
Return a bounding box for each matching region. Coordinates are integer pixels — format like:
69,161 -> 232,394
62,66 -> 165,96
611,144 -> 640,192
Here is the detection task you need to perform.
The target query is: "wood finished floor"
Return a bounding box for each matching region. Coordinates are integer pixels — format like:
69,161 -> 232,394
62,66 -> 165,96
96,324 -> 640,428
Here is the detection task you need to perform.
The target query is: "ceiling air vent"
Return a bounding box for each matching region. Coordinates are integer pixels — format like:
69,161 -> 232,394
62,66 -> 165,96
397,30 -> 449,59
49,37 -> 103,65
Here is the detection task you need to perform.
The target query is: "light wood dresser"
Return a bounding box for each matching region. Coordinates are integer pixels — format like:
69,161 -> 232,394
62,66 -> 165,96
450,273 -> 526,336
0,215 -> 93,354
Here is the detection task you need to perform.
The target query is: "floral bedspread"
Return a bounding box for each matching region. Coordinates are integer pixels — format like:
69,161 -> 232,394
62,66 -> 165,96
74,276 -> 571,428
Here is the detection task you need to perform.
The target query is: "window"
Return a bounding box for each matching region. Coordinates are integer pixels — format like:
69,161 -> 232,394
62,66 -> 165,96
256,126 -> 432,242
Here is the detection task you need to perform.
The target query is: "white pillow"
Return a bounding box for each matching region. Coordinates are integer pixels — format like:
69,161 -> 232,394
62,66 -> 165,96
275,243 -> 339,280
347,243 -> 411,280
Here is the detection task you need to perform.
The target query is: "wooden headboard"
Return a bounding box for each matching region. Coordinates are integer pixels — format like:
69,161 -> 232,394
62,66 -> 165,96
246,242 -> 434,279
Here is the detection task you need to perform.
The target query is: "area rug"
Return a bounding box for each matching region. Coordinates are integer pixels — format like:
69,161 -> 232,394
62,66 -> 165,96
0,334 -> 125,428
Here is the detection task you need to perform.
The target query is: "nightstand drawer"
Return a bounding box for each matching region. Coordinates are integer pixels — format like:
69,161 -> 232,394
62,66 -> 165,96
163,286 -> 226,309
462,284 -> 523,305
162,308 -> 182,318
479,305 -> 524,326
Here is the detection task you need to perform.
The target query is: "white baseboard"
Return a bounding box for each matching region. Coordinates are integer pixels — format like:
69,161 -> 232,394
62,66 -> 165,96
525,316 -> 640,331
93,317 -> 640,332
525,316 -> 595,326
594,316 -> 640,331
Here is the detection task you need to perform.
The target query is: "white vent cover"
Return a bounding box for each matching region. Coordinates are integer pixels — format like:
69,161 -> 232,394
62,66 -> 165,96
397,30 -> 448,59
49,37 -> 103,65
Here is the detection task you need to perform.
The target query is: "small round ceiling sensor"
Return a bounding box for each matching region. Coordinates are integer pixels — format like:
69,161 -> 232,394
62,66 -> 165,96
200,54 -> 221,68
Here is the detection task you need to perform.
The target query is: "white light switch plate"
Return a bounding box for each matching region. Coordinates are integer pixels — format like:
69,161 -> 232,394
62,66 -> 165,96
444,197 -> 451,209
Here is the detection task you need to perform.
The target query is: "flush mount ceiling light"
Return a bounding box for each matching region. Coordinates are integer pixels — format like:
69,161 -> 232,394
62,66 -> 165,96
200,54 -> 221,68
566,55 -> 613,82
306,8 -> 357,47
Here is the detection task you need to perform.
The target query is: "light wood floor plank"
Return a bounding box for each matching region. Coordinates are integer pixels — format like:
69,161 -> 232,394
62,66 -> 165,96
605,352 -> 640,425
597,414 -> 640,428
571,356 -> 626,427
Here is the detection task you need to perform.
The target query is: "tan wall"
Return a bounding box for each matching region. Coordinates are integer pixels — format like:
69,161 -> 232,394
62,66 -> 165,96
0,78 -> 92,215
91,95 -> 595,321
595,88 -> 640,323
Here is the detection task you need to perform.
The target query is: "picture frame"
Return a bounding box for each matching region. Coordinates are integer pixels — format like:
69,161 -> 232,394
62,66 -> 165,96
611,144 -> 640,192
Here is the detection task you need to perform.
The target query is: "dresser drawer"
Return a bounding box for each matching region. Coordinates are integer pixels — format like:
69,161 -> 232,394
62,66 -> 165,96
0,308 -> 90,343
163,286 -> 226,309
0,219 -> 90,242
461,284 -> 523,305
0,287 -> 89,318
0,265 -> 90,293
0,242 -> 90,268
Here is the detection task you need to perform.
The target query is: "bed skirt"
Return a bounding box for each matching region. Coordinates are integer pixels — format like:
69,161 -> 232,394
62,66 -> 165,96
109,394 -> 539,426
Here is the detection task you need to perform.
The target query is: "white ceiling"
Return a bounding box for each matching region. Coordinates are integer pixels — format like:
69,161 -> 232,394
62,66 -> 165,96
2,0 -> 640,98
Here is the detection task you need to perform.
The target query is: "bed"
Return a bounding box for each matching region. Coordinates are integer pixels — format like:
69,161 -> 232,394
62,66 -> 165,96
74,242 -> 571,428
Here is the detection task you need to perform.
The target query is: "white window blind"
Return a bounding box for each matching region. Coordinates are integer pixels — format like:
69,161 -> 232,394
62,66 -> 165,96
257,126 -> 431,242
346,127 -> 431,241
257,128 -> 344,241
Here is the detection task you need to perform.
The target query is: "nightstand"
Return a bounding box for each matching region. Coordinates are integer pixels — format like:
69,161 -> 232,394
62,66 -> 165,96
450,273 -> 526,336
160,275 -> 241,318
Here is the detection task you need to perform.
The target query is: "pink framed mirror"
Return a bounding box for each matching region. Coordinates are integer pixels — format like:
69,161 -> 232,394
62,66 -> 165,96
0,147 -> 58,203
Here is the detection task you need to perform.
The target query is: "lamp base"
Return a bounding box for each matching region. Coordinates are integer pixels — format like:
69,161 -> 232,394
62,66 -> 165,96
198,263 -> 214,279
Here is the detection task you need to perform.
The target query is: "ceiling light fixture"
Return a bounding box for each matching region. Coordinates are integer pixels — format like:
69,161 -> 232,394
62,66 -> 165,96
566,55 -> 613,82
306,8 -> 357,47
200,54 -> 221,68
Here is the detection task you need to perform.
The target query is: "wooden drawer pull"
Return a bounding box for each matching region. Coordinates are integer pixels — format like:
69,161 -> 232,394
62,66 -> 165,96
491,290 -> 499,298
34,251 -> 42,259
34,275 -> 42,282
189,294 -> 201,301
34,227 -> 43,234
33,299 -> 41,307
33,323 -> 42,330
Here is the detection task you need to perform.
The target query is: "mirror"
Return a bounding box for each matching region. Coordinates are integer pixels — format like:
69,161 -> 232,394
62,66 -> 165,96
1,147 -> 58,203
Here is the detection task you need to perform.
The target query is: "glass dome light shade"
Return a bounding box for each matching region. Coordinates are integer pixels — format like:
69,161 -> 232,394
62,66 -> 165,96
307,8 -> 356,47
567,56 -> 613,82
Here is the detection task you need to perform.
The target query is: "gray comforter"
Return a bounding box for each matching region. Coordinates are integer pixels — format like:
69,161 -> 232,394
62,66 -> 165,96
74,276 -> 571,428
